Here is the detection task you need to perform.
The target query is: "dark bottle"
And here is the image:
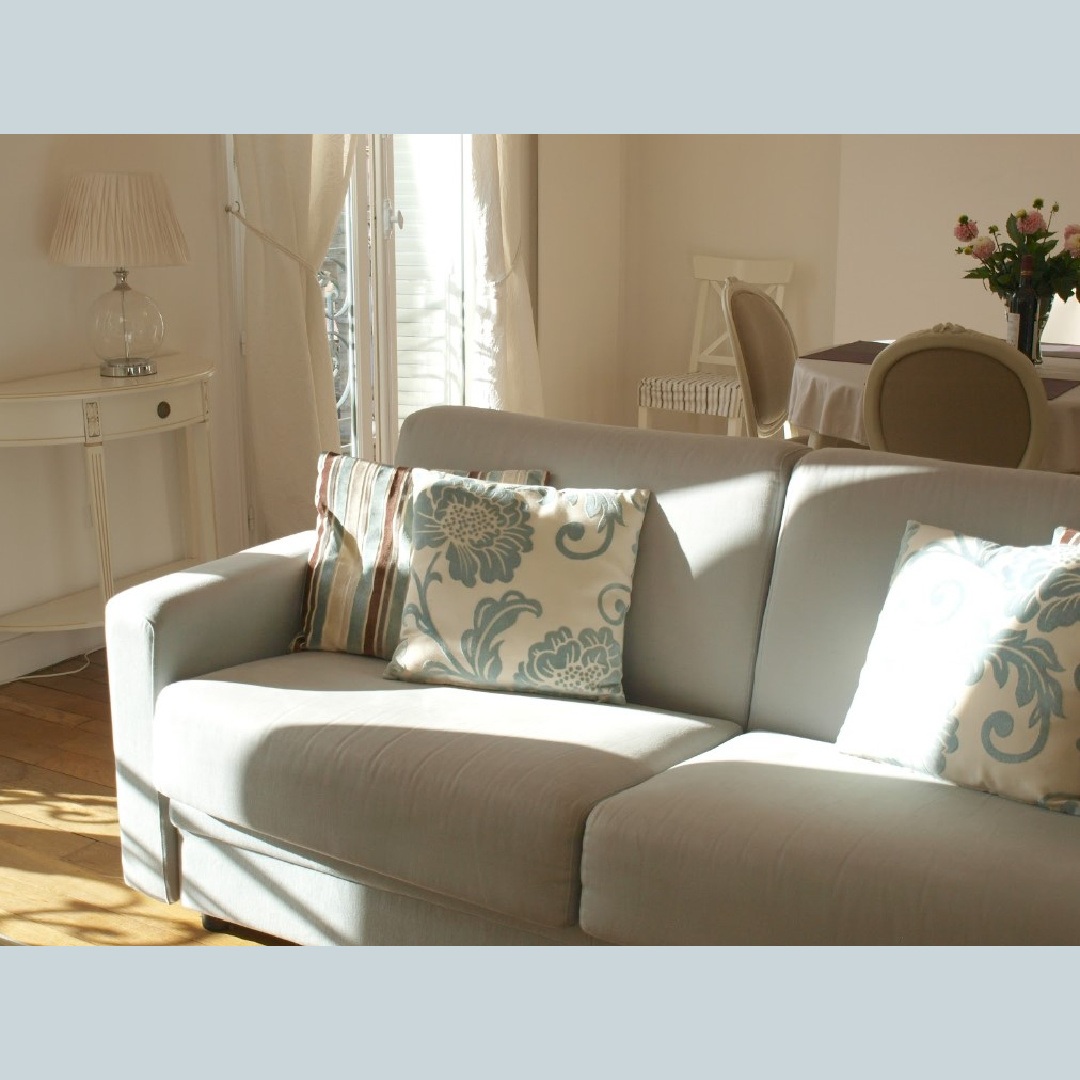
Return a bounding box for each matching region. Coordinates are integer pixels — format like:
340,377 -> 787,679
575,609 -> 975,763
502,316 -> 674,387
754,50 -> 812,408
1009,254 -> 1039,362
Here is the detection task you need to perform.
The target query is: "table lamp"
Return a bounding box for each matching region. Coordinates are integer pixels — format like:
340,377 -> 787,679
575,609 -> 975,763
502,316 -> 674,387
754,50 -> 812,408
49,172 -> 190,377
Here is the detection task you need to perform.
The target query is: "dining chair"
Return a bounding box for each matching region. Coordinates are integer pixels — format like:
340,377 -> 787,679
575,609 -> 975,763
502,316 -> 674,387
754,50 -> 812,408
637,255 -> 795,435
861,323 -> 1048,469
721,276 -> 807,440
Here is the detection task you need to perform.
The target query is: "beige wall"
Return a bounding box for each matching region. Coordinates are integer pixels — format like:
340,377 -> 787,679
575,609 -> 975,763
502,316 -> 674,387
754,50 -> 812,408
537,135 -> 625,424
835,135 -> 1080,343
0,135 -> 244,679
537,134 -> 1080,437
620,135 -> 841,429
538,134 -> 842,430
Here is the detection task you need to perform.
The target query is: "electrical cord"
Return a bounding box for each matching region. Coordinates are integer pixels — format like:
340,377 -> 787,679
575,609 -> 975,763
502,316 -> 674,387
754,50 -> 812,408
16,652 -> 93,681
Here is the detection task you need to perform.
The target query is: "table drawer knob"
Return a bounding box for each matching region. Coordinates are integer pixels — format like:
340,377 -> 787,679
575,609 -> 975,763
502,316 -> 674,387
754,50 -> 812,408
157,401 -> 171,419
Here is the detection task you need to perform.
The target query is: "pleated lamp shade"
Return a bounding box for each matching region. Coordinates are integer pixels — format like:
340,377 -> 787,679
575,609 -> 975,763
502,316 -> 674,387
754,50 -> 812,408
50,172 -> 189,268
49,172 -> 190,376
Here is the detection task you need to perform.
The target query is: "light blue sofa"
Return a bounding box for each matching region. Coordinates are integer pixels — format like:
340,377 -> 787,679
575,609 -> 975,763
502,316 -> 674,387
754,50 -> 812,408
105,406 -> 1080,944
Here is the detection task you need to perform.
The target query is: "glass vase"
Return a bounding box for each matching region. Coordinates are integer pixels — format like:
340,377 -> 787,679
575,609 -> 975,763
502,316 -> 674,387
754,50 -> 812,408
1034,297 -> 1051,365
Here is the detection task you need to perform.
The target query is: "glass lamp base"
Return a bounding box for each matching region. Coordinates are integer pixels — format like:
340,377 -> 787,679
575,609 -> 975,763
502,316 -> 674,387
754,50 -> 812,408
99,358 -> 157,378
90,269 -> 165,375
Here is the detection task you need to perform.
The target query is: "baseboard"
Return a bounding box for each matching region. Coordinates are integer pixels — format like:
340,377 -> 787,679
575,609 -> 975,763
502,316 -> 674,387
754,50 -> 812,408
0,629 -> 106,685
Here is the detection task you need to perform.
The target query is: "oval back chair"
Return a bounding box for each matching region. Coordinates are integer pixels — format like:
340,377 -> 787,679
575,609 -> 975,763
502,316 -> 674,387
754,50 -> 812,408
721,277 -> 803,439
862,323 -> 1048,469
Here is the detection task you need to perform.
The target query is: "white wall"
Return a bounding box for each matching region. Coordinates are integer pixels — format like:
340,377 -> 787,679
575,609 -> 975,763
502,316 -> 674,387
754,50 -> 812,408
835,135 -> 1080,344
0,135 -> 244,679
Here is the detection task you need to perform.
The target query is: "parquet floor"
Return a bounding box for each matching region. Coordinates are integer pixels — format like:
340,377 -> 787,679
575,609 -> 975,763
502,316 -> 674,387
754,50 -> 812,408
0,648 -> 285,945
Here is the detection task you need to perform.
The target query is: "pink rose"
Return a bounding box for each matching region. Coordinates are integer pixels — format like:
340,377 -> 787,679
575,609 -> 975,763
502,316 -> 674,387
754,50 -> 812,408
1017,209 -> 1046,234
953,219 -> 979,242
1065,233 -> 1080,257
970,236 -> 996,260
1065,224 -> 1080,241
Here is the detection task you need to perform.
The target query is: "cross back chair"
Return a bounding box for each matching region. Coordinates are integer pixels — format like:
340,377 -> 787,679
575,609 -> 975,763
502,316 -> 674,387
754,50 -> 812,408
637,255 -> 795,436
862,323 -> 1048,469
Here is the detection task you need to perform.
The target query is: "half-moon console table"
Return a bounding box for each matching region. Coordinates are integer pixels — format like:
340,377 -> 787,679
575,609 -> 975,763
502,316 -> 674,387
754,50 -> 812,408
0,354 -> 217,632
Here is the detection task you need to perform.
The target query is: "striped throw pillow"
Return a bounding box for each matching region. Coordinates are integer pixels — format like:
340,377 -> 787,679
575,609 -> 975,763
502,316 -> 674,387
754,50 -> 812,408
294,453 -> 550,659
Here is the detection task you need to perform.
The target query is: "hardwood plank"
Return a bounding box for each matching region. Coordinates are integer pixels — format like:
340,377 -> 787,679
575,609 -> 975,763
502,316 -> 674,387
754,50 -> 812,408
73,667 -> 111,689
0,707 -> 115,764
0,872 -> 213,946
0,681 -> 110,724
0,708 -> 115,768
0,756 -> 119,840
0,740 -> 116,788
72,718 -> 113,740
0,840 -> 276,945
0,809 -> 100,863
19,670 -> 111,703
56,728 -> 115,763
0,705 -> 82,742
59,837 -> 124,880
0,690 -> 96,728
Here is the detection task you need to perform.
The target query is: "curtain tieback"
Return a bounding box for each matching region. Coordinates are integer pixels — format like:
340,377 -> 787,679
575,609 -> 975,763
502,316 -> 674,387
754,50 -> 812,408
225,202 -> 319,277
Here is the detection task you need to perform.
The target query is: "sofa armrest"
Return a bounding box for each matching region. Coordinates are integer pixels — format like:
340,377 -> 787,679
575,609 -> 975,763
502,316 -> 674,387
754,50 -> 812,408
104,531 -> 312,902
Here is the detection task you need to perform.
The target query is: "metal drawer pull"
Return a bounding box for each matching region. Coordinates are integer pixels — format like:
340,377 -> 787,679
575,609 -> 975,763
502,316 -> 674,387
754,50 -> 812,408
157,401 -> 171,419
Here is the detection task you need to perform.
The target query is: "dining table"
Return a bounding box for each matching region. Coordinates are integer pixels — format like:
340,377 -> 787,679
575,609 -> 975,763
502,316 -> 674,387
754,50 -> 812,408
788,339 -> 1080,473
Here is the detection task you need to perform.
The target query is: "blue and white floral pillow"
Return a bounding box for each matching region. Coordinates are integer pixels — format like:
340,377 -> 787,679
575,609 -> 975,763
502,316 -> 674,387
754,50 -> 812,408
836,520 -> 1080,814
385,471 -> 650,704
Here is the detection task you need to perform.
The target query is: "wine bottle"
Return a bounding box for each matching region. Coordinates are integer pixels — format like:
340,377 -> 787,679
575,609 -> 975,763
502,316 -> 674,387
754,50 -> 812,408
1011,254 -> 1039,362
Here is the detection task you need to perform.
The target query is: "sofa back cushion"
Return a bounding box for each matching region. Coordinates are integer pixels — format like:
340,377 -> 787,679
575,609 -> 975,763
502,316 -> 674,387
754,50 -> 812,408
394,406 -> 807,724
751,449 -> 1080,742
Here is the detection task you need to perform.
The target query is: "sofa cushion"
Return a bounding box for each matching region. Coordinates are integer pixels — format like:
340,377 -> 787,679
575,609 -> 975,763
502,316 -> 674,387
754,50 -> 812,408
836,520 -> 1080,814
294,453 -> 548,660
394,405 -> 808,724
750,450 -> 1080,743
386,473 -> 649,704
579,731 -> 1080,944
152,650 -> 736,929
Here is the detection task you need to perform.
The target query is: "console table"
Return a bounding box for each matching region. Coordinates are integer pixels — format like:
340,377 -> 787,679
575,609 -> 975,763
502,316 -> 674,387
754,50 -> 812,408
0,354 -> 217,632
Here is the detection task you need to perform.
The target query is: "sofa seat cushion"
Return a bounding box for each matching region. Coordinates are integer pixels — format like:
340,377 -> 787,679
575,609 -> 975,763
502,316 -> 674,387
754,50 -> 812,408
579,731 -> 1080,944
152,650 -> 737,929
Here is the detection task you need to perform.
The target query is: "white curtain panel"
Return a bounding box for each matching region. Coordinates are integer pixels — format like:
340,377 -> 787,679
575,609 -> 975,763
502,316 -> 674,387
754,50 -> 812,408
467,135 -> 545,416
234,134 -> 357,540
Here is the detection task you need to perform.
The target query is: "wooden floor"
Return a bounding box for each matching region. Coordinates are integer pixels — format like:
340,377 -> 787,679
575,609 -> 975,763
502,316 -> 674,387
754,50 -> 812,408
0,649 -> 286,945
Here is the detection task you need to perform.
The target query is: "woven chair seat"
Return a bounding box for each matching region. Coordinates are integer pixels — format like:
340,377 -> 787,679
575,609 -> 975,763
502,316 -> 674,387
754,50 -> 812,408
637,371 -> 745,419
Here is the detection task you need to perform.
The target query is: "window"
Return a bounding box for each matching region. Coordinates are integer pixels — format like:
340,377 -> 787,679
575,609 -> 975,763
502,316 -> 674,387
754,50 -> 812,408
323,134 -> 469,461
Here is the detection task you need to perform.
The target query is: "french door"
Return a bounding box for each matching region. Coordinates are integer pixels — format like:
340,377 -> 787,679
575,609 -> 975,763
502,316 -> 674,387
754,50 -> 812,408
324,134 -> 468,462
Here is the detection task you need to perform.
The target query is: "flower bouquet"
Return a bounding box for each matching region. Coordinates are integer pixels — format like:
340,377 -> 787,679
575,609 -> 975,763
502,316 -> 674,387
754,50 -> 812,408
954,199 -> 1080,359
954,198 -> 1080,303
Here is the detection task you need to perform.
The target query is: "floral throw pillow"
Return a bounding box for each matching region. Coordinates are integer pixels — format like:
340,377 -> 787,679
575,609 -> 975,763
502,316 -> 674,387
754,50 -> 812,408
385,471 -> 651,703
294,454 -> 550,660
836,520 -> 1080,815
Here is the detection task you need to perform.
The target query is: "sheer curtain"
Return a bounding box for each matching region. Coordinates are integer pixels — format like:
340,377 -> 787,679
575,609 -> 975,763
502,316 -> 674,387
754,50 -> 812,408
466,134 -> 545,416
232,134 -> 357,540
